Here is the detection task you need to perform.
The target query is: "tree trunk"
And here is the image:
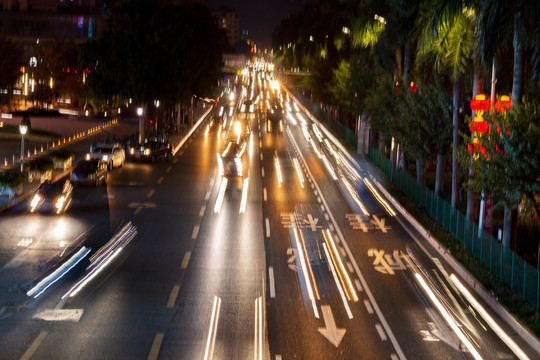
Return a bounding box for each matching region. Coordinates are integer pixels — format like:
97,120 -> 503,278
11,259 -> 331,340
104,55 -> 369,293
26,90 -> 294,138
403,41 -> 411,86
466,65 -> 484,221
502,206 -> 518,250
435,152 -> 445,196
399,151 -> 409,173
416,158 -> 425,185
378,133 -> 385,154
502,31 -> 525,251
451,77 -> 462,209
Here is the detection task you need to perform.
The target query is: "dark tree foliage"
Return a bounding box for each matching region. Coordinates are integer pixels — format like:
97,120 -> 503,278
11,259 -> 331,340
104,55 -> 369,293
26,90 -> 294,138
0,36 -> 23,90
81,0 -> 227,107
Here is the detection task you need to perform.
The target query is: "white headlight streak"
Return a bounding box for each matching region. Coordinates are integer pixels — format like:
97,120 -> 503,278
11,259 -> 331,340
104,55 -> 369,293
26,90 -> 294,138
450,274 -> 530,360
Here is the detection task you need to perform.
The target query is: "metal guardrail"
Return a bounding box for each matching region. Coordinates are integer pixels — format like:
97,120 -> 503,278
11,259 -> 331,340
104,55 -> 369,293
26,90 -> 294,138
368,145 -> 540,311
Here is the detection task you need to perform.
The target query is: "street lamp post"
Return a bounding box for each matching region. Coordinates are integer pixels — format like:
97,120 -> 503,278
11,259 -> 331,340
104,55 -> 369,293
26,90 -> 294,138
137,107 -> 143,144
19,124 -> 27,172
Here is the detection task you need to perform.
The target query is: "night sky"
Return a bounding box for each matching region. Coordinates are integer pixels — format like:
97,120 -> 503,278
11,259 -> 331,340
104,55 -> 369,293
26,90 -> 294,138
198,0 -> 307,50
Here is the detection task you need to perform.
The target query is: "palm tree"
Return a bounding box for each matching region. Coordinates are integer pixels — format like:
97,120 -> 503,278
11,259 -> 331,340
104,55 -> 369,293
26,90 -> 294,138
416,2 -> 476,208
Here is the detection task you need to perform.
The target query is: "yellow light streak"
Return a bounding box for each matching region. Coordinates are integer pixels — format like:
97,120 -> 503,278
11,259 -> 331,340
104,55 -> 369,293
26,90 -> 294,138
274,155 -> 283,187
292,227 -> 319,318
342,177 -> 369,216
298,229 -> 320,300
363,178 -> 396,216
293,157 -> 304,188
323,230 -> 358,302
222,142 -> 232,157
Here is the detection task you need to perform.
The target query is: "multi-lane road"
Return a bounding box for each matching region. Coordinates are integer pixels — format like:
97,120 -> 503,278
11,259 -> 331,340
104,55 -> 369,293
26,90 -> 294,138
0,69 -> 538,360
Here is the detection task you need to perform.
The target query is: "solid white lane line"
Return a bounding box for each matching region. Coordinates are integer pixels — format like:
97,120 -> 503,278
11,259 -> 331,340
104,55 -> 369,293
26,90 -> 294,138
269,267 -> 276,298
20,331 -> 48,360
167,285 -> 180,308
263,187 -> 267,202
364,299 -> 374,314
191,225 -> 199,240
375,324 -> 387,341
181,251 -> 191,269
147,332 -> 164,360
265,217 -> 270,238
199,205 -> 206,217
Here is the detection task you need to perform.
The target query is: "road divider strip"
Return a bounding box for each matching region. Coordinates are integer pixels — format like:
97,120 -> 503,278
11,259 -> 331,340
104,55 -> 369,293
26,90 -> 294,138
173,107 -> 213,156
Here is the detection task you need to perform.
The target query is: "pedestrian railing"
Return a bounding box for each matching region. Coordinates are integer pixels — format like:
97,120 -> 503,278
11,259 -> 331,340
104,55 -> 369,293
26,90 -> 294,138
368,145 -> 540,311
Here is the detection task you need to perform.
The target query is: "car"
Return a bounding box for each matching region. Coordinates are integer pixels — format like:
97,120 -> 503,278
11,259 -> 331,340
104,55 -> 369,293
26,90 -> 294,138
266,113 -> 283,134
130,138 -> 173,163
217,138 -> 249,178
86,143 -> 125,170
70,159 -> 107,186
29,180 -> 73,214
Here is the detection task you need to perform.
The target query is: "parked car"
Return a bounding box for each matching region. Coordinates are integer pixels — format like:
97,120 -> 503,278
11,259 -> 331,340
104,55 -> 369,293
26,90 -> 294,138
86,143 -> 125,170
70,159 -> 107,186
130,138 -> 173,163
29,180 -> 73,214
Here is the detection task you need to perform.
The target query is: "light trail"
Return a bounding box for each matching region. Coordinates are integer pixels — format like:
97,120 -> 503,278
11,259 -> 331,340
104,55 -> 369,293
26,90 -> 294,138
323,230 -> 358,302
342,176 -> 369,216
322,243 -> 353,319
239,177 -> 249,214
450,274 -> 530,360
27,247 -> 91,298
292,227 -> 319,318
322,155 -> 338,180
203,296 -> 222,360
363,178 -> 396,216
274,154 -> 283,187
415,273 -> 482,360
310,138 -> 322,159
214,177 -> 228,213
293,157 -> 305,188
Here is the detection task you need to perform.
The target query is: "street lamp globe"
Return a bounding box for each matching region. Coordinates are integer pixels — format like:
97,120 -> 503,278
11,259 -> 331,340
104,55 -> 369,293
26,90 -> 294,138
137,107 -> 143,116
19,124 -> 28,135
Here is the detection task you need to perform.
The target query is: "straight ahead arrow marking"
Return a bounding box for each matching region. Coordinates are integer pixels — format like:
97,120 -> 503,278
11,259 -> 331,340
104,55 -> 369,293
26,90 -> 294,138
318,305 -> 346,347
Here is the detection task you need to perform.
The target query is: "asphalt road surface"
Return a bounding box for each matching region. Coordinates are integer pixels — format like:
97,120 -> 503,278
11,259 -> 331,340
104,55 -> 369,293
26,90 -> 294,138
0,70 -> 538,360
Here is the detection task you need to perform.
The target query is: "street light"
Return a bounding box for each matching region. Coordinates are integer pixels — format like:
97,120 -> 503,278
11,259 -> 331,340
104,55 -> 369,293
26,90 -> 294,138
19,124 -> 27,172
137,107 -> 143,144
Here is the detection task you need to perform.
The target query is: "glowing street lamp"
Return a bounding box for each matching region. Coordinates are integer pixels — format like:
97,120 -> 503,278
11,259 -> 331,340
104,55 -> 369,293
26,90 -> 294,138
137,107 -> 143,144
19,124 -> 27,172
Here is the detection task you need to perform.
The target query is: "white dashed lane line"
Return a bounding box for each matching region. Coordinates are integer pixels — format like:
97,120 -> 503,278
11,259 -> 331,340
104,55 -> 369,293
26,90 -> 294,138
375,324 -> 388,341
265,217 -> 270,238
364,299 -> 374,314
191,226 -> 199,240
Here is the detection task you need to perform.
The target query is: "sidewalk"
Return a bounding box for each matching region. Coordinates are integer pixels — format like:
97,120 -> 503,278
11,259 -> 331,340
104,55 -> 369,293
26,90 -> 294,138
0,104 -> 213,214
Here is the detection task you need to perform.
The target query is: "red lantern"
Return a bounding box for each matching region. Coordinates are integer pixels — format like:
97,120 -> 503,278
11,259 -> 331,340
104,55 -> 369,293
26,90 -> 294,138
495,95 -> 511,113
470,94 -> 490,112
470,117 -> 489,133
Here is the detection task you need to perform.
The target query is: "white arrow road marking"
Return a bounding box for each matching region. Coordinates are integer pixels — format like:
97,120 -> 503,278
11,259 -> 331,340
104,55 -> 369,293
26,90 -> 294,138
317,305 -> 346,347
33,309 -> 83,322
